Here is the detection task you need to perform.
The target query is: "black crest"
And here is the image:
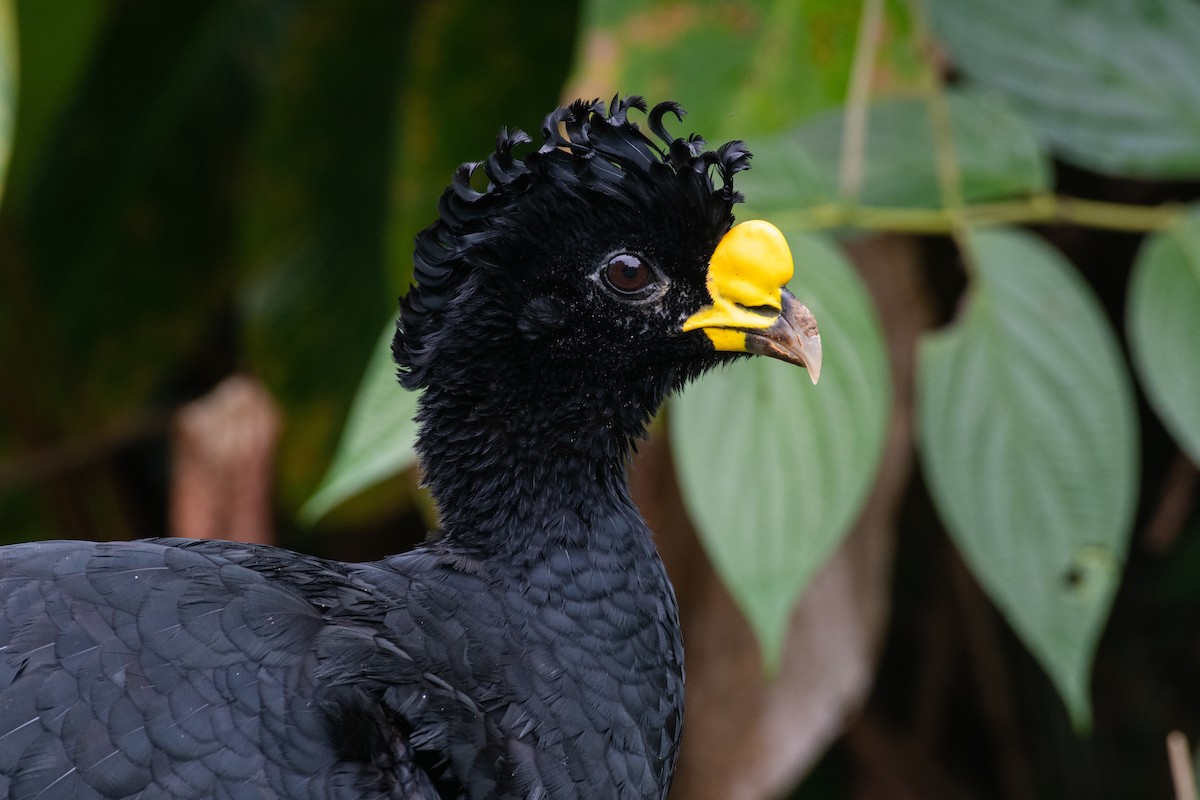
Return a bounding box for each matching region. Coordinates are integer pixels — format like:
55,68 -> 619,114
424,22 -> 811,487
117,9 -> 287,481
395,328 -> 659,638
394,96 -> 752,390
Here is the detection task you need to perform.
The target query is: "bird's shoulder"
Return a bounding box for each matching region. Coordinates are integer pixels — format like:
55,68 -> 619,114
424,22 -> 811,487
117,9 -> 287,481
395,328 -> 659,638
358,509 -> 685,799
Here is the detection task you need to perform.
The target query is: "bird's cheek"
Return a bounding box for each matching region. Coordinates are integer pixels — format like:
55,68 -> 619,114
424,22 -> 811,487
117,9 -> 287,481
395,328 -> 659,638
516,296 -> 569,341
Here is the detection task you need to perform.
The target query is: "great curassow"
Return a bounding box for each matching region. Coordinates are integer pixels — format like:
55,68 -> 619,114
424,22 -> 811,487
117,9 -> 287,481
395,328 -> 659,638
0,97 -> 820,800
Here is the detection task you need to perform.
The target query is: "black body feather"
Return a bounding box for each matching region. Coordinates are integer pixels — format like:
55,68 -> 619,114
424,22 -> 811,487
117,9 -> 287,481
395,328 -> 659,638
1,98 -> 749,799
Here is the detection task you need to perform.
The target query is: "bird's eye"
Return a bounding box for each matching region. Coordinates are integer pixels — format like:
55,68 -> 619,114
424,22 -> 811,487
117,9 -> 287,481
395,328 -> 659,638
603,253 -> 653,295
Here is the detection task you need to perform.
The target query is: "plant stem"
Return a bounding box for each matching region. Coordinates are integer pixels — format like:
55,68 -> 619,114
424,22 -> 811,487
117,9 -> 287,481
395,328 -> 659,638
907,0 -> 977,271
772,195 -> 1187,235
839,0 -> 885,202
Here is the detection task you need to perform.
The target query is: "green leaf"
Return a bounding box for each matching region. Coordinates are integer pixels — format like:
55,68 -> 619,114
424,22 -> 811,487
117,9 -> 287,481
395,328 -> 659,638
1128,207 -> 1200,464
283,0 -> 577,512
4,0 -> 103,210
733,135 -> 832,212
744,89 -> 1050,210
239,0 -> 413,507
917,227 -> 1138,729
386,0 -> 578,296
0,3 -> 285,536
0,0 -> 14,205
569,0 -> 876,140
10,2 -> 293,414
930,0 -> 1200,179
670,230 -> 890,669
300,320 -> 419,525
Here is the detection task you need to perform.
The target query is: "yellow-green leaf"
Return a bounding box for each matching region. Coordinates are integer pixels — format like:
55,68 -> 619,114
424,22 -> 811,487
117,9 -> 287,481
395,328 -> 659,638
300,320 -> 419,525
568,0 -> 878,140
0,0 -> 14,205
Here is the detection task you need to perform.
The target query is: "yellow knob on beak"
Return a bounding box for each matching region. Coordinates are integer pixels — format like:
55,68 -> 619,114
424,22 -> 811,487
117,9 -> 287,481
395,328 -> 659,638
682,221 -> 822,384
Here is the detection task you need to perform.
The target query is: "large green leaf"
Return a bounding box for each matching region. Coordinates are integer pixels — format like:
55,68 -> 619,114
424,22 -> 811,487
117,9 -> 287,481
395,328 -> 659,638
0,0 -> 13,205
292,0 -> 577,513
569,0 -> 884,140
671,230 -> 890,669
0,2 -> 294,536
743,89 -> 1050,210
0,0 -> 18,535
385,0 -> 578,297
239,0 -> 414,507
1128,207 -> 1200,464
731,134 -> 831,213
930,0 -> 1200,179
12,1 -> 292,412
917,227 -> 1138,729
300,320 -> 419,525
4,0 -> 103,211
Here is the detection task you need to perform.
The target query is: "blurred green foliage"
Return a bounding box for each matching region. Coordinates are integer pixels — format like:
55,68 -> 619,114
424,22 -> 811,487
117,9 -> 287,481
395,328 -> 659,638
2,0 -> 1200,795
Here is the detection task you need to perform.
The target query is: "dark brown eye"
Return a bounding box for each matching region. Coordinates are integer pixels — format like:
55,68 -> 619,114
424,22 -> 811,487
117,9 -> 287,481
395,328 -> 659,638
604,253 -> 651,294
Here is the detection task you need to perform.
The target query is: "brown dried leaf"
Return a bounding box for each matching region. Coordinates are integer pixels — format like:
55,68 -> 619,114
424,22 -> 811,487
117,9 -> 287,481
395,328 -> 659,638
170,375 -> 282,544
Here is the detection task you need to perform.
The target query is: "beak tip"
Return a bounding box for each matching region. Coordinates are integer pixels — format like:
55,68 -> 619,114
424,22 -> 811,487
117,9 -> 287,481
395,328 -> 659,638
803,335 -> 822,385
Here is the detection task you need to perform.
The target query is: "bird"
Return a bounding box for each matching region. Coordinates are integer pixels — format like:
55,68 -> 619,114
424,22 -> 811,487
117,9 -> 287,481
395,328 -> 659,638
0,96 -> 821,800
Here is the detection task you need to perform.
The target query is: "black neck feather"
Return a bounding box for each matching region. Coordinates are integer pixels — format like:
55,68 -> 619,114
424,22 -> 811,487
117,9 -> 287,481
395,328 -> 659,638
414,369 -> 674,554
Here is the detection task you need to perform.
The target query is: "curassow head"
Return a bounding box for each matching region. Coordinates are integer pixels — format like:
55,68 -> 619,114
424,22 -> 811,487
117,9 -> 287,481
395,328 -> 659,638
394,96 -> 820,424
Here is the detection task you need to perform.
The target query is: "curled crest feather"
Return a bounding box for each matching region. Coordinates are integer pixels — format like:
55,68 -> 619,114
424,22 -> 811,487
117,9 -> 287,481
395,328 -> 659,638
394,96 -> 753,390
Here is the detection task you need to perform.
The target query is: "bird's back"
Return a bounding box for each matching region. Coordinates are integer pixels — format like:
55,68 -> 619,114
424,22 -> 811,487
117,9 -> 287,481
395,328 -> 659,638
0,522 -> 683,800
0,538 -> 442,800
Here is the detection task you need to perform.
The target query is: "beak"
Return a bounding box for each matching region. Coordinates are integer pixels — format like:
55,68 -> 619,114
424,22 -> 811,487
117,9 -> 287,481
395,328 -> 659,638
682,220 -> 822,384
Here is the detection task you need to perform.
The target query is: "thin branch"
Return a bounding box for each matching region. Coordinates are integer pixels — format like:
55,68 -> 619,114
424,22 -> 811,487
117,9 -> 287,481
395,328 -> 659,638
770,195 -> 1187,235
1167,731 -> 1199,800
815,0 -> 1190,250
838,0 -> 886,202
1044,195 -> 1189,231
1142,453 -> 1200,553
907,0 -> 967,253
0,410 -> 171,491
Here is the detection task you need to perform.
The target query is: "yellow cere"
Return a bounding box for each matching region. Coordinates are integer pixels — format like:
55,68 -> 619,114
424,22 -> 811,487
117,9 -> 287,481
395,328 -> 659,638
682,220 -> 795,339
701,327 -> 748,353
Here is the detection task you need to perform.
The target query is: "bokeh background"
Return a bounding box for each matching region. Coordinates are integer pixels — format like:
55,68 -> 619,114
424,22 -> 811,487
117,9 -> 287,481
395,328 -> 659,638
2,1 -> 1200,798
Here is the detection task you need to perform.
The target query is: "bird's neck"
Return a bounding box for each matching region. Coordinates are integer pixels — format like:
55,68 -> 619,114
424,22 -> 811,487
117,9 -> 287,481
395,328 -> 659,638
405,378 -> 686,798
414,379 -> 662,554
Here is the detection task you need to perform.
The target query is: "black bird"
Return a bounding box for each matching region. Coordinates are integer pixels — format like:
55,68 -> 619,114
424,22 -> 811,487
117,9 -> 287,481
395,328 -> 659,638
0,97 -> 820,800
